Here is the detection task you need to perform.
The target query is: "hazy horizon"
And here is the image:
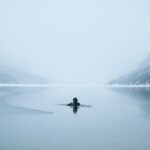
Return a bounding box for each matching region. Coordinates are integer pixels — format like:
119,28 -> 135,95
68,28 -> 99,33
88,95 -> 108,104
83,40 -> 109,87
0,0 -> 150,84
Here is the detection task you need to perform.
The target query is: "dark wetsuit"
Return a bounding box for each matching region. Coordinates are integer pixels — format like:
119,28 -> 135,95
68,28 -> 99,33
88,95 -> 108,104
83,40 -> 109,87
67,102 -> 80,107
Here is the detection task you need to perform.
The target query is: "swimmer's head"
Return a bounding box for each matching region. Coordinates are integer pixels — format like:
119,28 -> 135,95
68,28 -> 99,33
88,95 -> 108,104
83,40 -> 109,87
73,97 -> 78,103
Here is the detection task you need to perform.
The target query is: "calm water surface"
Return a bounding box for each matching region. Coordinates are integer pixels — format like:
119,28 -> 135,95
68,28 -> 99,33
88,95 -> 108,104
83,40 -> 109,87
0,87 -> 150,150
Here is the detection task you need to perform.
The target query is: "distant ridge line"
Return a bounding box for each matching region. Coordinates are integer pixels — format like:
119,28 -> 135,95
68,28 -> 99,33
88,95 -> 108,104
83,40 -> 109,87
0,84 -> 150,88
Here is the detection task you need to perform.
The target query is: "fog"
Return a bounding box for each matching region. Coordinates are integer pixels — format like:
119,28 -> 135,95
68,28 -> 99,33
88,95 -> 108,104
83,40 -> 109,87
0,0 -> 150,84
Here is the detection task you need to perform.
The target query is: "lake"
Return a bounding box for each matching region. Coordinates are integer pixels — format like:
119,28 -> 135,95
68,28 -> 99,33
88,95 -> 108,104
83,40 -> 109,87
0,86 -> 150,150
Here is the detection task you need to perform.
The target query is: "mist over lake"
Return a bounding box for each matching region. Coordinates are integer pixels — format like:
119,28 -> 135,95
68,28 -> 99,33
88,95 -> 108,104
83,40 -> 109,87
0,0 -> 150,84
0,0 -> 150,149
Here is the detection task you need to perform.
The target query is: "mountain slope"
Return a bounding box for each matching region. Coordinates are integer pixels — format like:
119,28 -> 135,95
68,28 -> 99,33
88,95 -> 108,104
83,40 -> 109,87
0,65 -> 48,84
109,55 -> 150,85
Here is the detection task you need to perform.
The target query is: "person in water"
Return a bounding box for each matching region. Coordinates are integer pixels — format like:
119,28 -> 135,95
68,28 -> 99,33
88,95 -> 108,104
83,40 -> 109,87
67,97 -> 80,106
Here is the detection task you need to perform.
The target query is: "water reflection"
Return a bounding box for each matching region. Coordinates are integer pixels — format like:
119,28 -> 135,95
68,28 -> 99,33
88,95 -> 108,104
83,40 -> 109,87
69,105 -> 80,114
0,100 -> 52,115
110,87 -> 150,116
0,87 -> 52,115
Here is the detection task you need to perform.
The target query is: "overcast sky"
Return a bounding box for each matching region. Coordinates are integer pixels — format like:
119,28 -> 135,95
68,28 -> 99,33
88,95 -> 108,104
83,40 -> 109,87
0,0 -> 150,84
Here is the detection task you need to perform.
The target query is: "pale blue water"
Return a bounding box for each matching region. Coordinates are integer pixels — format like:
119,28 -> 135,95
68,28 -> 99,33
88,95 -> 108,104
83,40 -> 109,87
0,87 -> 150,150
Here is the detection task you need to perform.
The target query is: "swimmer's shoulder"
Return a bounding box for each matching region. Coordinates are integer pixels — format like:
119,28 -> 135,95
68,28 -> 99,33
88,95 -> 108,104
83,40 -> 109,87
67,103 -> 74,106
